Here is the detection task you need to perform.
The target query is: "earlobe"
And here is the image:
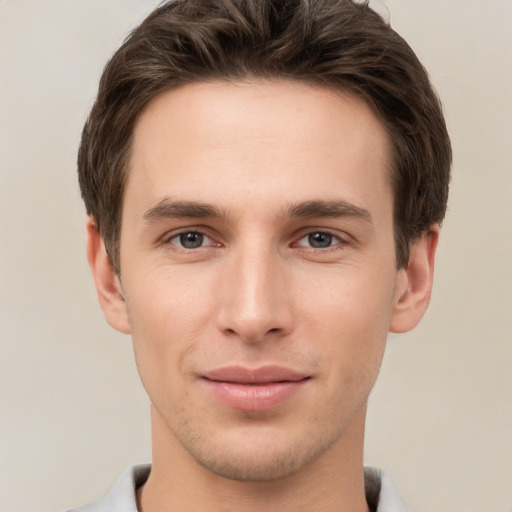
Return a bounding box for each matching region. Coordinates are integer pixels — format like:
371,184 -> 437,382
389,226 -> 439,334
86,218 -> 131,334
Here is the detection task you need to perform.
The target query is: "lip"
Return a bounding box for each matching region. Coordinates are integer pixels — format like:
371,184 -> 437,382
201,365 -> 310,412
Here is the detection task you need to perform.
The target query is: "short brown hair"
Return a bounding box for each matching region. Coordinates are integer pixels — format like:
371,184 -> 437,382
78,0 -> 451,271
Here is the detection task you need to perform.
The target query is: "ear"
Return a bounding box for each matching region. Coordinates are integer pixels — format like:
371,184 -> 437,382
389,225 -> 439,333
86,218 -> 131,334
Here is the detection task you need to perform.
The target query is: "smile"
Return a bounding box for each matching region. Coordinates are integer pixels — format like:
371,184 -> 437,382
201,365 -> 311,412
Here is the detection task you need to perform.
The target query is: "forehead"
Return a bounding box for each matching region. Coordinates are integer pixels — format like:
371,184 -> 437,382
127,80 -> 392,221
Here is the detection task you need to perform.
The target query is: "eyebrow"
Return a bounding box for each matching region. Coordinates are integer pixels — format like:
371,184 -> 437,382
143,199 -> 225,223
288,200 -> 373,223
142,198 -> 372,224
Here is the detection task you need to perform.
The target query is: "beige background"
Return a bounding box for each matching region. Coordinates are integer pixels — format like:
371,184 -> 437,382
0,1 -> 511,511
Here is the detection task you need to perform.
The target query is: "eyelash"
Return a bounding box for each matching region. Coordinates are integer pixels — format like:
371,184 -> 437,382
163,228 -> 350,252
165,230 -> 218,250
293,231 -> 349,251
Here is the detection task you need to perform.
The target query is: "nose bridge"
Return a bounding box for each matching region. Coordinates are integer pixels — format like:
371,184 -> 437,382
216,239 -> 292,342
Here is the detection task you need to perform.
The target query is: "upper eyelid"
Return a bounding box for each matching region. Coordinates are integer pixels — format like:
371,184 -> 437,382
294,232 -> 348,246
169,230 -> 211,240
168,228 -> 209,237
162,226 -> 216,242
293,227 -> 352,241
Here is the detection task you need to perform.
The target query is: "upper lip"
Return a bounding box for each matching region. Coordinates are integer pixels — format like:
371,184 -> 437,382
202,365 -> 309,384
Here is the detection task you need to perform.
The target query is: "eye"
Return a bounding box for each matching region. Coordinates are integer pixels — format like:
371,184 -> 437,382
294,231 -> 345,249
169,231 -> 213,249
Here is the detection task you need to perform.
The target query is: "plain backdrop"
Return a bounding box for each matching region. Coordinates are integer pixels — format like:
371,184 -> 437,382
0,1 -> 511,511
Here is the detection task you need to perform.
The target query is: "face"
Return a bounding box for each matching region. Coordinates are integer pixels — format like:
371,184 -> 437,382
104,81 -> 420,481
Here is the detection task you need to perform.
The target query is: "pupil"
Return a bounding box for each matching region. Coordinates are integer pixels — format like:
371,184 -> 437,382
180,232 -> 203,249
309,232 -> 332,248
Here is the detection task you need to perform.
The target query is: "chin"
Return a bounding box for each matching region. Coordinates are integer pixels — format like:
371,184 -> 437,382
178,424 -> 343,482
192,445 -> 318,482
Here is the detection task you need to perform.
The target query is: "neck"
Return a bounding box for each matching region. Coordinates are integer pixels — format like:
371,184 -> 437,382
138,405 -> 370,512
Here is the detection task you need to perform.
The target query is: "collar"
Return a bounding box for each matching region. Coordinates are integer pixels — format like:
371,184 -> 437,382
69,464 -> 408,512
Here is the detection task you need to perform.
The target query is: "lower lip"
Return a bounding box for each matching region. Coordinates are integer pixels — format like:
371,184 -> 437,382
202,379 -> 309,412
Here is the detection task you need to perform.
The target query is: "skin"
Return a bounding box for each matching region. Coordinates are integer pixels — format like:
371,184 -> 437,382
87,80 -> 438,512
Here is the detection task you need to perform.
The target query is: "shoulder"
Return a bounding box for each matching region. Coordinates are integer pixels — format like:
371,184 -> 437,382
364,466 -> 409,512
67,463 -> 151,512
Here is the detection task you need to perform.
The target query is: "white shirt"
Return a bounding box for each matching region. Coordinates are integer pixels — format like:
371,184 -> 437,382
69,464 -> 408,512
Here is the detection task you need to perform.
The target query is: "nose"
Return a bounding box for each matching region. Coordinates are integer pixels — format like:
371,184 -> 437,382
215,245 -> 294,344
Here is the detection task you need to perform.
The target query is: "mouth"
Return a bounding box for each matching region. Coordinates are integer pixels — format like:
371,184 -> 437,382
201,365 -> 311,412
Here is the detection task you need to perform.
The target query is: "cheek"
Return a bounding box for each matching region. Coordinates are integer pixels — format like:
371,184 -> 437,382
298,260 -> 397,336
124,267 -> 216,391
127,263 -> 215,330
296,264 -> 396,388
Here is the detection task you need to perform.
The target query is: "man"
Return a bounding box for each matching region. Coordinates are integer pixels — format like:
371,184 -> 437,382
74,0 -> 451,510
